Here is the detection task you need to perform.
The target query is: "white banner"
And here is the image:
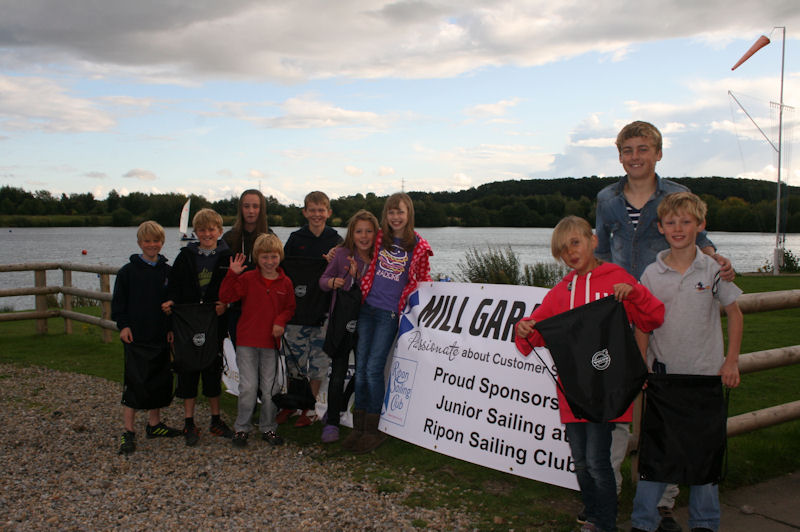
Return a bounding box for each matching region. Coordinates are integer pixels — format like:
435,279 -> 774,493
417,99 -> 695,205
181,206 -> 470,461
379,282 -> 579,491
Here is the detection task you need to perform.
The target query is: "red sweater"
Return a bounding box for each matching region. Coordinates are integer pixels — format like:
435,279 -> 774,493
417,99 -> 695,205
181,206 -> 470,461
515,262 -> 664,423
219,267 -> 296,349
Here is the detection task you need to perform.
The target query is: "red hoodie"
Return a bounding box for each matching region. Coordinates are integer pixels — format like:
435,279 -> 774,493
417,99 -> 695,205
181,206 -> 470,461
515,261 -> 664,423
219,267 -> 296,349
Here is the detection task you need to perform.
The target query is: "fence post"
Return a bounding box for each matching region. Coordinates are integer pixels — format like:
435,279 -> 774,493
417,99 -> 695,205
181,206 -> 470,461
34,269 -> 47,334
99,273 -> 112,343
62,268 -> 73,335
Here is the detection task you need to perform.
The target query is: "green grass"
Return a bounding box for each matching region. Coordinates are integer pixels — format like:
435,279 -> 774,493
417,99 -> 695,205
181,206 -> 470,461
1,276 -> 799,530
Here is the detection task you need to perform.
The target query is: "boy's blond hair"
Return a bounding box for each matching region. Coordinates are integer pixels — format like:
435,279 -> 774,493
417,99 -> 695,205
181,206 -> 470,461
192,208 -> 223,231
304,191 -> 331,210
136,220 -> 165,242
252,233 -> 284,261
550,215 -> 593,260
657,191 -> 707,224
616,120 -> 662,153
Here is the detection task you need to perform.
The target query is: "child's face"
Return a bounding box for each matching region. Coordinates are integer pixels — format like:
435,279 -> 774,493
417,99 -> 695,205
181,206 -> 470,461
195,225 -> 223,250
618,136 -> 662,183
240,193 -> 261,229
658,210 -> 705,251
137,236 -> 164,262
257,251 -> 281,277
303,202 -> 332,230
386,201 -> 409,236
352,220 -> 376,254
559,231 -> 598,276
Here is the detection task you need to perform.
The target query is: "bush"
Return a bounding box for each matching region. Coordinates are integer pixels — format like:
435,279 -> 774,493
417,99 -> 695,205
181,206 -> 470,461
758,248 -> 800,274
455,246 -> 521,285
524,262 -> 570,288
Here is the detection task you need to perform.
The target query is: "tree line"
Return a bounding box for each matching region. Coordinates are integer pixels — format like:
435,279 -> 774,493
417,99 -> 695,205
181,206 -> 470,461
1,175 -> 798,233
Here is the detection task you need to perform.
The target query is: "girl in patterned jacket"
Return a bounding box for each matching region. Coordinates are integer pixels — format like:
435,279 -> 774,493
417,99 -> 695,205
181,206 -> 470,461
347,193 -> 433,453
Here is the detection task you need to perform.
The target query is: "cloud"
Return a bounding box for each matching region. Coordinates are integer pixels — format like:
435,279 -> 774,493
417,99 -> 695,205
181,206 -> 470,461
464,98 -> 522,118
378,166 -> 395,176
0,75 -> 115,132
1,2 -> 798,82
344,165 -> 363,177
123,168 -> 157,181
84,171 -> 108,179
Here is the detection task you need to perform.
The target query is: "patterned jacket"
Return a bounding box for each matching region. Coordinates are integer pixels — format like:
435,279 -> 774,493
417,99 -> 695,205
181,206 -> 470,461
360,230 -> 433,313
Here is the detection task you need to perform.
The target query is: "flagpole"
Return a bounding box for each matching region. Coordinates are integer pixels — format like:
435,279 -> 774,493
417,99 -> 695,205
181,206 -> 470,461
773,26 -> 786,275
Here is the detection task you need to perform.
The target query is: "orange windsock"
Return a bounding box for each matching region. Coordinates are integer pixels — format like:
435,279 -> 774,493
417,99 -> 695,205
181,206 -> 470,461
731,35 -> 770,70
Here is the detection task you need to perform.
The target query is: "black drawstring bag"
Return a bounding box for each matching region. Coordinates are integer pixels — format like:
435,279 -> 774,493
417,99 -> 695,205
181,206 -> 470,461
122,342 -> 174,409
281,257 -> 331,326
171,303 -> 221,373
638,374 -> 727,485
272,339 -> 317,411
533,295 -> 647,422
323,282 -> 362,359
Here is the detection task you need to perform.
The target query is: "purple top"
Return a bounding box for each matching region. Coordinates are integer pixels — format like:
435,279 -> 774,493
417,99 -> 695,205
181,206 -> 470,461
365,237 -> 410,312
319,247 -> 369,315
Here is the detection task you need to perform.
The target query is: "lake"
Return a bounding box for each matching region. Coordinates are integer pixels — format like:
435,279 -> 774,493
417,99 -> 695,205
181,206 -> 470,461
1,226 -> 798,311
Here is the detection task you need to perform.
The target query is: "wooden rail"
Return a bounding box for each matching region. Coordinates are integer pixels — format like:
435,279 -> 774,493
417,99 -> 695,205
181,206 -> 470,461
0,261 -> 119,342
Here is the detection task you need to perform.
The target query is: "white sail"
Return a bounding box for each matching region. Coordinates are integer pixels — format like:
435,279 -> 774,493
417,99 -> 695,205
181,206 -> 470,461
179,198 -> 190,235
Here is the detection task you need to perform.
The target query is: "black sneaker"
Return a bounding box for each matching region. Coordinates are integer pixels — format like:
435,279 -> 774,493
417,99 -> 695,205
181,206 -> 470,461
145,422 -> 182,439
183,425 -> 200,447
118,431 -> 136,455
262,431 -> 284,446
209,419 -> 234,439
232,431 -> 249,448
657,507 -> 682,532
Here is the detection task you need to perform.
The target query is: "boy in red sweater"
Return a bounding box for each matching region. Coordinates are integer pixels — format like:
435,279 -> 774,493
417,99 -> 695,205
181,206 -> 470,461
515,216 -> 664,532
220,233 -> 296,447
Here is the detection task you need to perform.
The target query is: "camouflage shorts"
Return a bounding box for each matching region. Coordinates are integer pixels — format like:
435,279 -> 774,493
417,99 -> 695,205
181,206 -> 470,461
283,324 -> 331,381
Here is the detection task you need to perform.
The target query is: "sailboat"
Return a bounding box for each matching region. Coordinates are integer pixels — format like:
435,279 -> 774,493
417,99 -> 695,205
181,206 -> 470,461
179,198 -> 197,241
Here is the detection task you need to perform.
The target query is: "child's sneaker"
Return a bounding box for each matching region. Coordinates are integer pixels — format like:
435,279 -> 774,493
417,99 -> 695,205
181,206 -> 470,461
232,431 -> 249,448
183,425 -> 200,447
118,431 -> 136,455
262,431 -> 284,446
209,419 -> 234,439
145,422 -> 181,439
321,424 -> 339,443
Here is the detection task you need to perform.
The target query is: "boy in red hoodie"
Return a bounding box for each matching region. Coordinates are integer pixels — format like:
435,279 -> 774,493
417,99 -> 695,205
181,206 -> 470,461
220,233 -> 296,447
515,216 -> 664,532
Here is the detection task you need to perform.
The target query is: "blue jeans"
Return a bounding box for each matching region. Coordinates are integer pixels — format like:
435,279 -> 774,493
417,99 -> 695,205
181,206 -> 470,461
234,346 -> 279,433
354,304 -> 398,414
632,480 -> 719,531
565,422 -> 617,532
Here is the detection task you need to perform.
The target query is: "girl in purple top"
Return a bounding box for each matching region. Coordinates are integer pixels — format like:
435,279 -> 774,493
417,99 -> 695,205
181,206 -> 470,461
319,210 -> 379,444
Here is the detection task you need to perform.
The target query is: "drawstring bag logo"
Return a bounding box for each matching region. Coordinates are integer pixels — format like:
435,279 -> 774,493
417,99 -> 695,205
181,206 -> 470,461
192,333 -> 206,347
591,348 -> 611,370
345,319 -> 358,333
294,285 -> 307,298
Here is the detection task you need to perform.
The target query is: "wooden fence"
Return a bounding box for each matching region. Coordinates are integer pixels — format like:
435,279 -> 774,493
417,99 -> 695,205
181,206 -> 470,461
1,261 -> 798,437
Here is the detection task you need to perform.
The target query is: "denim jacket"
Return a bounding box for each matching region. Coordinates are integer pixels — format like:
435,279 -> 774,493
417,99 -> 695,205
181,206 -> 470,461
595,174 -> 714,280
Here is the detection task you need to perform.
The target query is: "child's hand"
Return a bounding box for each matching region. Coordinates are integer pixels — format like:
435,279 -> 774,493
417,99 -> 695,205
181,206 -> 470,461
329,277 -> 345,289
613,283 -> 633,301
515,318 -> 536,339
714,253 -> 735,282
215,301 -> 227,316
323,247 -> 337,263
229,253 -> 247,274
167,331 -> 174,344
161,300 -> 174,315
119,327 -> 133,343
347,255 -> 358,277
272,324 -> 284,338
719,358 -> 741,388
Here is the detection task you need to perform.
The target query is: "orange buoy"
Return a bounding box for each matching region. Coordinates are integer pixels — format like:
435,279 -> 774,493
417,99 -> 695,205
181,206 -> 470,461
81,249 -> 88,255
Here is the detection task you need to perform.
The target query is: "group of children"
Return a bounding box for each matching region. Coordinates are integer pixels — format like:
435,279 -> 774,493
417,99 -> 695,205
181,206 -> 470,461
113,121 -> 742,532
112,188 -> 431,456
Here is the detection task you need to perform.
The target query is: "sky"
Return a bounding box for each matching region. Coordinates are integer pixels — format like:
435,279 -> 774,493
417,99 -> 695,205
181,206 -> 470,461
1,1 -> 799,206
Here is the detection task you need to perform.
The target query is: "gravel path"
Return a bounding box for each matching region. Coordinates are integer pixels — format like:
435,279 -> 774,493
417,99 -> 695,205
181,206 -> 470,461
0,364 -> 473,531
